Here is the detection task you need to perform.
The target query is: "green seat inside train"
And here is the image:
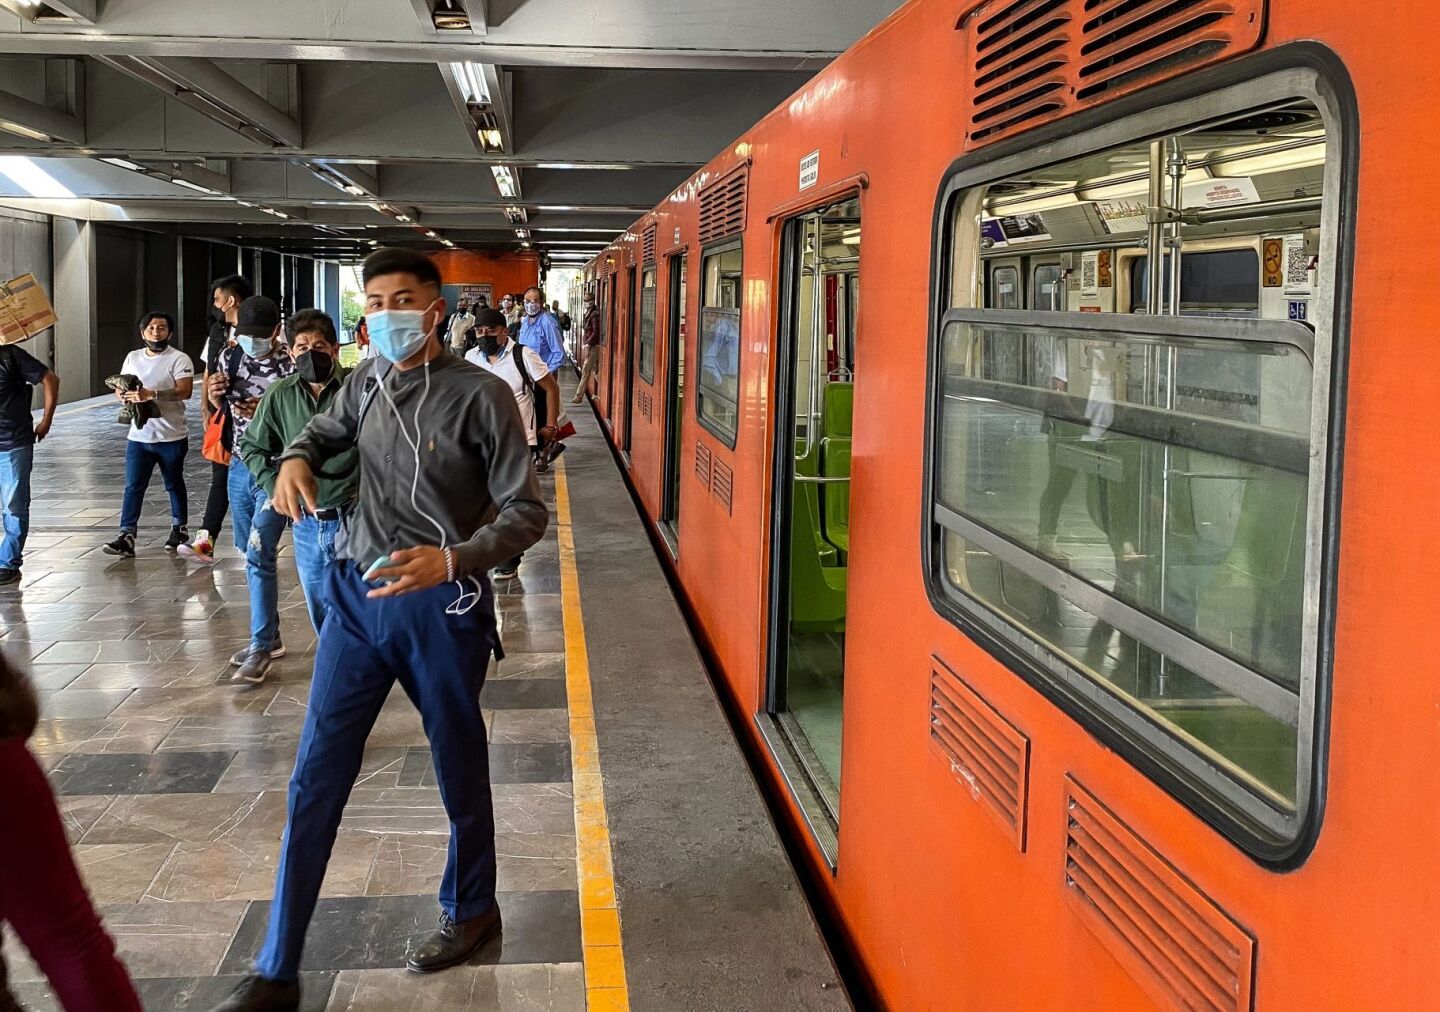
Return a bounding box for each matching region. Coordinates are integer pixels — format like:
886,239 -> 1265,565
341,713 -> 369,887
819,382 -> 853,556
789,380 -> 854,633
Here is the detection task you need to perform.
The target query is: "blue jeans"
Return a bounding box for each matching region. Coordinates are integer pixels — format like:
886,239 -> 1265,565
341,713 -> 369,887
228,457 -> 287,652
0,444 -> 34,571
254,563 -> 500,982
119,438 -> 188,534
291,515 -> 341,633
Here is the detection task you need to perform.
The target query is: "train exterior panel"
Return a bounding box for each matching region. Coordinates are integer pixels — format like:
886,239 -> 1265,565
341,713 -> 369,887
585,0 -> 1437,1007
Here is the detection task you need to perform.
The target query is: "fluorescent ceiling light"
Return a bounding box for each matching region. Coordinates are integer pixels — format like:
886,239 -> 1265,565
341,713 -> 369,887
343,184 -> 365,196
491,165 -> 518,199
479,128 -> 503,149
396,214 -> 412,222
1210,140 -> 1325,176
533,228 -> 619,234
841,235 -> 860,246
0,120 -> 50,142
514,228 -> 530,239
0,156 -> 73,198
521,241 -> 532,248
449,62 -> 489,105
988,190 -> 1081,213
171,177 -> 220,195
100,156 -> 146,172
533,163 -> 633,171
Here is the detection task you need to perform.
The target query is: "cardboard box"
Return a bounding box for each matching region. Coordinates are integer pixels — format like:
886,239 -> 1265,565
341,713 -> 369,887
0,274 -> 58,345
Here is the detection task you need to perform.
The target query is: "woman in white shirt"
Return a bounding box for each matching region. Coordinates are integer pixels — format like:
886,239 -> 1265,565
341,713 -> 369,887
101,312 -> 195,558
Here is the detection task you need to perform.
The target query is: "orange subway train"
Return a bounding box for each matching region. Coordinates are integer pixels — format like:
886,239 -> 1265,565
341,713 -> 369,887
578,0 -> 1433,1007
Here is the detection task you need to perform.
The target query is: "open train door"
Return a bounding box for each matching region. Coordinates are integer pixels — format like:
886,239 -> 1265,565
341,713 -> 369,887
758,195 -> 860,863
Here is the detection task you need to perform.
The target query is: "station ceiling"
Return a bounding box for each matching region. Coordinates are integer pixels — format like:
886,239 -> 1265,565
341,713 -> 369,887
0,0 -> 904,266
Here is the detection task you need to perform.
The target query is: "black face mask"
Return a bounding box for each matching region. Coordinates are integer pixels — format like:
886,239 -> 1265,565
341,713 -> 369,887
144,339 -> 169,353
478,334 -> 502,356
296,349 -> 335,385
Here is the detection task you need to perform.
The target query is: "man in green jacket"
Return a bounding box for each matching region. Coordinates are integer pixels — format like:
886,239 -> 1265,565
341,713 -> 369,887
238,309 -> 357,654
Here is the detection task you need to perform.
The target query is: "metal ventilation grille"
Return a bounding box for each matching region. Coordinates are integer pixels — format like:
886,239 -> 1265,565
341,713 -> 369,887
958,0 -> 1264,147
966,0 -> 1074,142
929,657 -> 1030,850
698,168 -> 748,245
1077,0 -> 1257,101
637,388 -> 653,421
1064,778 -> 1256,1012
712,459 -> 734,513
642,225 -> 657,264
694,441 -> 712,489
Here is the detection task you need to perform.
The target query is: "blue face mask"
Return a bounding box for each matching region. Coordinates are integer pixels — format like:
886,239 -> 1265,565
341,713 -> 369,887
367,300 -> 438,363
237,335 -> 272,358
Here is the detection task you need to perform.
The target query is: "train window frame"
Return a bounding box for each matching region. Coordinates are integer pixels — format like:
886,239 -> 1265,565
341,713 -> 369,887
638,263 -> 658,385
922,56 -> 1354,865
696,238 -> 744,449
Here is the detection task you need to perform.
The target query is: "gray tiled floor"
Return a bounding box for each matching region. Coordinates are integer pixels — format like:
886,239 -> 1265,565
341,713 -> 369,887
2,399 -> 582,1011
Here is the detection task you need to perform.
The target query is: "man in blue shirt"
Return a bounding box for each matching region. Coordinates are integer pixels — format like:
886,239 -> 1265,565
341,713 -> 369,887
516,286 -> 565,374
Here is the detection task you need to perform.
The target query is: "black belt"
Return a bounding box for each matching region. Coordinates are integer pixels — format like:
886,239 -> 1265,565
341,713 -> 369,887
311,507 -> 342,521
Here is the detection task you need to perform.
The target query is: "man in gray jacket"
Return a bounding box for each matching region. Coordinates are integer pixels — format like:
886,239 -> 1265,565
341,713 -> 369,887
213,248 -> 547,1012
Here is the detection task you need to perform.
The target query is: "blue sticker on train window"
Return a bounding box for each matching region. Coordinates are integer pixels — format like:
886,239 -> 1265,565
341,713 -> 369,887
1287,300 -> 1308,322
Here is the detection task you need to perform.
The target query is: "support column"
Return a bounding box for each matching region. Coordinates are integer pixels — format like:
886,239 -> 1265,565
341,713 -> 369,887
51,217 -> 98,404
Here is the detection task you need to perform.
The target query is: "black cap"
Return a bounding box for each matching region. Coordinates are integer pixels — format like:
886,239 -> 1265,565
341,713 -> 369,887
474,308 -> 507,329
235,295 -> 281,338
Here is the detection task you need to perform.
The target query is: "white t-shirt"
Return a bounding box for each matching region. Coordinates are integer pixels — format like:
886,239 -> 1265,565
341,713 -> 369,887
466,340 -> 549,445
120,346 -> 194,443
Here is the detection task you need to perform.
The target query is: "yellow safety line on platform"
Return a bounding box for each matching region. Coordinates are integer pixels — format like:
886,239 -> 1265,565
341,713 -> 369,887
555,457 -> 631,1012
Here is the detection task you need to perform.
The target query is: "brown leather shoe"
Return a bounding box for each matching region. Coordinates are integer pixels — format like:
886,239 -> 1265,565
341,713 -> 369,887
405,906 -> 502,974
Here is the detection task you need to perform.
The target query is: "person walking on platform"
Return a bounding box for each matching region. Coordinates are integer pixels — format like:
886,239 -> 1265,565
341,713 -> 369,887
180,274 -> 252,565
210,248 -> 546,1012
0,339 -> 58,586
465,307 -> 559,579
571,288 -> 602,404
101,312 -> 194,558
211,296 -> 294,685
446,300 -> 475,356
0,651 -> 143,1012
517,286 -> 565,375
499,292 -> 521,334
238,309 -> 356,634
551,299 -> 572,335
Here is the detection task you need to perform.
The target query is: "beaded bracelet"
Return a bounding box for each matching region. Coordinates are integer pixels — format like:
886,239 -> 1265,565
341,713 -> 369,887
442,547 -> 456,583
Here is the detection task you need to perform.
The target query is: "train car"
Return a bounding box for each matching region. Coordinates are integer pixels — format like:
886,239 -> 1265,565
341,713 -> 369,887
584,0 -> 1435,1007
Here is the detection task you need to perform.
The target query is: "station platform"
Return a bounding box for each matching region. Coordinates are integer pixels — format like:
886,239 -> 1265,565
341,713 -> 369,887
0,388 -> 847,1011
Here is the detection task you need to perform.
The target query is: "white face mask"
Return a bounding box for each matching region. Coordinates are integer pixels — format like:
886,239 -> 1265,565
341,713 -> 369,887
366,299 -> 439,363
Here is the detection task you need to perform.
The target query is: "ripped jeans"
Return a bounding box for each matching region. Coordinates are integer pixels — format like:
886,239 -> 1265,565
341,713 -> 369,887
228,457 -> 288,653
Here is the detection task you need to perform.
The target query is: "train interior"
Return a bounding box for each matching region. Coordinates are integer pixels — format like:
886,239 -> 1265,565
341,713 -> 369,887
940,98 -> 1326,812
768,197 -> 860,819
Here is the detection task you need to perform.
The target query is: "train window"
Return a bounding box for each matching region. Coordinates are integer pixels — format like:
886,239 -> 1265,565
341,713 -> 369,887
926,76 -> 1348,859
1129,249 -> 1260,316
697,241 -> 743,447
638,266 -> 657,384
987,265 -> 1021,309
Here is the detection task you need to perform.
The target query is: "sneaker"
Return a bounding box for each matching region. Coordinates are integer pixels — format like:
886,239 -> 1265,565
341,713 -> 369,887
493,564 -> 518,580
178,529 -> 216,566
207,973 -> 300,1012
102,533 -> 136,558
0,568 -> 20,586
232,650 -> 273,685
230,642 -> 285,666
165,525 -> 188,551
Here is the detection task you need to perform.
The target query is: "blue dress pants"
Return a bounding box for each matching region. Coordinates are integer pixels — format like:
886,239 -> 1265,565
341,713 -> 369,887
254,562 -> 500,983
228,458 -> 285,653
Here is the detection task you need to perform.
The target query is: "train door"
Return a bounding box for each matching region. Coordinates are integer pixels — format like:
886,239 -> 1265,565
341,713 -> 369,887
602,274 -> 616,427
621,265 -> 638,457
761,196 -> 860,856
660,253 -> 687,550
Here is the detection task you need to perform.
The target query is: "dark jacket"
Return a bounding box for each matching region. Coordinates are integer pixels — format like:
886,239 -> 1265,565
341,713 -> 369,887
582,303 -> 601,347
0,651 -> 38,742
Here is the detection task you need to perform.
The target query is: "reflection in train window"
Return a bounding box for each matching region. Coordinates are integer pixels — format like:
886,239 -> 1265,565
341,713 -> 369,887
697,242 -> 743,446
926,82 -> 1344,856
